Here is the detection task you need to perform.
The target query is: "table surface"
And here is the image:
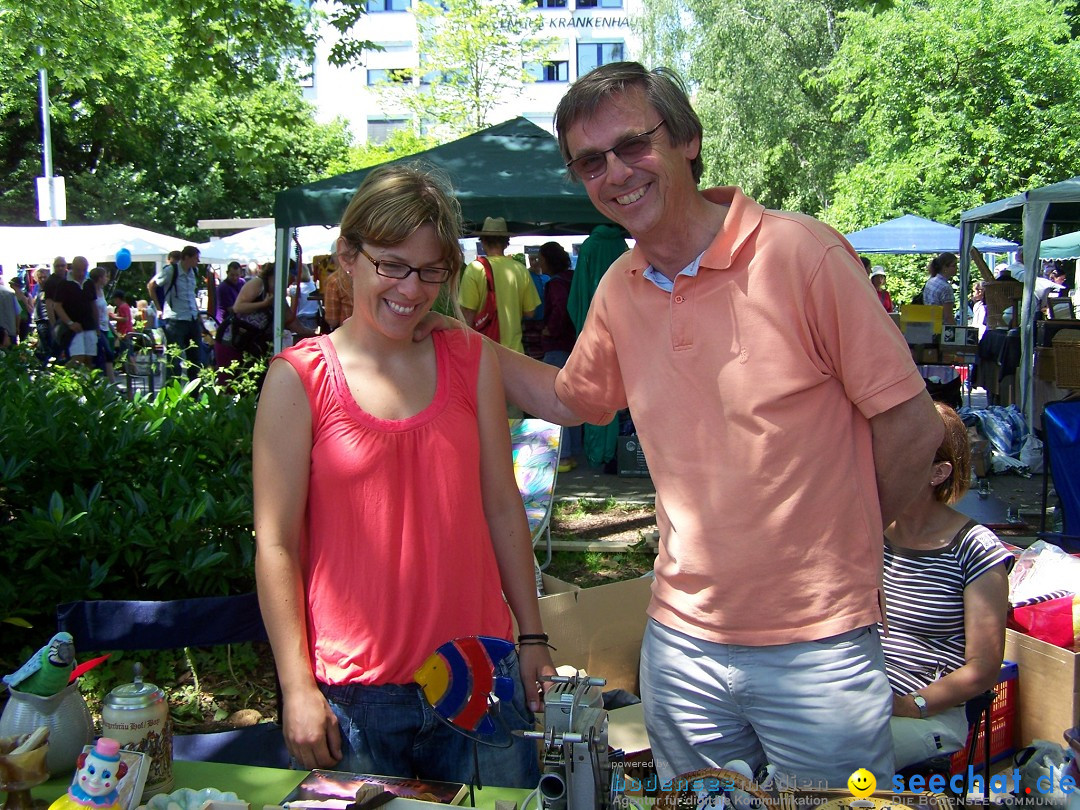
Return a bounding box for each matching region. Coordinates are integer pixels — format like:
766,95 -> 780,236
33,760 -> 527,809
35,760 -> 305,809
954,488 -> 1028,530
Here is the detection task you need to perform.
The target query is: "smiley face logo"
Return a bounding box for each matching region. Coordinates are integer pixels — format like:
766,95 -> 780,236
848,769 -> 876,798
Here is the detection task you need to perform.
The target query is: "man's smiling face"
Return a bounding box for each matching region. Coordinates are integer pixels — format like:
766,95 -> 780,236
564,86 -> 700,242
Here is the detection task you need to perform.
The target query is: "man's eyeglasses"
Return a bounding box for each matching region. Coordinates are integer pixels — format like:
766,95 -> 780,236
357,245 -> 451,284
565,121 -> 667,181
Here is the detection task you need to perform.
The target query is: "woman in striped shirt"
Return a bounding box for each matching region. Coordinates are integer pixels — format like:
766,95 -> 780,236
882,402 -> 1011,769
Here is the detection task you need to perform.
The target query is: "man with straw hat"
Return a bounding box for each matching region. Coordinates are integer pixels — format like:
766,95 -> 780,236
459,216 -> 539,354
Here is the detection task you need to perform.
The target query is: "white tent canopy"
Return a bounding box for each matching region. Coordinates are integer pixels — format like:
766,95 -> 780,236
0,224 -> 188,272
197,224 -> 340,265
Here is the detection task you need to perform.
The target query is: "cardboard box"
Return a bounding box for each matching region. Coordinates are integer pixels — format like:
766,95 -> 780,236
1004,628 -> 1080,746
608,702 -> 650,760
617,434 -> 650,478
970,436 -> 991,479
537,574 -> 653,695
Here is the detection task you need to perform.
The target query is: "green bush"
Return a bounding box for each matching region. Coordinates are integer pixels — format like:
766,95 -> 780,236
0,346 -> 262,654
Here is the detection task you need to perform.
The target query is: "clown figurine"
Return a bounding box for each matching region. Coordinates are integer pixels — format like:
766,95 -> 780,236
49,738 -> 129,810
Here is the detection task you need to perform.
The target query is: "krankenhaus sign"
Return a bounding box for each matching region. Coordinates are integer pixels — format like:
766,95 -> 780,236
545,14 -> 630,28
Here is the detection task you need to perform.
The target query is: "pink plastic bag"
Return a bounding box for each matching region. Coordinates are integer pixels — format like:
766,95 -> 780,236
1009,594 -> 1080,649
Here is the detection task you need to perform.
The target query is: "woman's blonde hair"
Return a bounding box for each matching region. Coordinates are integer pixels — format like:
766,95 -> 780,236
934,402 -> 972,504
338,163 -> 464,317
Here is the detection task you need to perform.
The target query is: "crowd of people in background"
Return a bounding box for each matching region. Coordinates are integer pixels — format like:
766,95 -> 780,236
857,250 -> 1075,326
0,233 -> 602,422
4,237 -> 1071,408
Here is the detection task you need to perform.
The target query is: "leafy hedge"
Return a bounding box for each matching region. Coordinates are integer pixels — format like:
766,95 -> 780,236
0,347 -> 262,654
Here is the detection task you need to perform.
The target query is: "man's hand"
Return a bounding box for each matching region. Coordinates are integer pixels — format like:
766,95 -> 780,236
413,311 -> 466,342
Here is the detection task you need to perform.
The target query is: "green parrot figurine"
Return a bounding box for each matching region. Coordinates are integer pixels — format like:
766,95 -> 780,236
2,632 -> 76,696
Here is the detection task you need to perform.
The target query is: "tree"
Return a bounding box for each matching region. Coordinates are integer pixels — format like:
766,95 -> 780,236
0,0 -> 352,233
824,0 -> 1080,234
638,0 -> 857,215
325,128 -> 440,177
375,0 -> 556,138
323,0 -> 380,68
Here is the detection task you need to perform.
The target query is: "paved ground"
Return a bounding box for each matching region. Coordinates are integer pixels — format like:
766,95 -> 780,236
554,463 -> 656,505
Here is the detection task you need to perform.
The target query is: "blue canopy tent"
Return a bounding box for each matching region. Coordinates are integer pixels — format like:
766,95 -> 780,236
845,214 -> 1017,254
960,177 -> 1080,429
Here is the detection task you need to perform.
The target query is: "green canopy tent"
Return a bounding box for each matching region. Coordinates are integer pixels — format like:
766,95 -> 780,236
1041,229 -> 1080,260
269,117 -> 615,349
273,117 -> 611,235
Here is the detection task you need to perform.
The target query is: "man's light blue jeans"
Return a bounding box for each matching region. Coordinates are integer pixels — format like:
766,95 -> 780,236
640,619 -> 895,788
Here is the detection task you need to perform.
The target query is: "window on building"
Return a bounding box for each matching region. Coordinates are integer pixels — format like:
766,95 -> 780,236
535,0 -> 567,7
367,68 -> 410,85
366,0 -> 409,10
524,60 -> 570,82
576,0 -> 623,6
368,119 -> 409,143
577,41 -> 623,76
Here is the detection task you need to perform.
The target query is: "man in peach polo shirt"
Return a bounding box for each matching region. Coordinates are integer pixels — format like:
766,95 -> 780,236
423,63 -> 940,785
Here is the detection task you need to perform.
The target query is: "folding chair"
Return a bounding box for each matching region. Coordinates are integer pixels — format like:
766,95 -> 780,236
56,593 -> 288,768
1039,397 -> 1080,552
510,418 -> 563,571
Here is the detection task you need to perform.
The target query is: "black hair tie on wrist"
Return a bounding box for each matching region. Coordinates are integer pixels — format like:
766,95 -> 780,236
517,633 -> 549,643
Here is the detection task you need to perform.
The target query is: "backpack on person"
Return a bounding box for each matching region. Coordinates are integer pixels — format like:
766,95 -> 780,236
154,262 -> 180,311
472,257 -> 500,342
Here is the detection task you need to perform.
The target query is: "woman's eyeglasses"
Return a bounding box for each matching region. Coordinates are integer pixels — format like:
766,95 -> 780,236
357,246 -> 451,284
565,121 -> 666,181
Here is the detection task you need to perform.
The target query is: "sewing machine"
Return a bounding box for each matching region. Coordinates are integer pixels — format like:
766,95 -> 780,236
524,674 -> 621,810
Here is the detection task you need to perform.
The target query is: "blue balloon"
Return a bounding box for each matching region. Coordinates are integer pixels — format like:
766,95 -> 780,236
115,248 -> 132,270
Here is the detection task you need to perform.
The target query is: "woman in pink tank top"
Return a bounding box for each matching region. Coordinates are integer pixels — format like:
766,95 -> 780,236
253,165 -> 553,787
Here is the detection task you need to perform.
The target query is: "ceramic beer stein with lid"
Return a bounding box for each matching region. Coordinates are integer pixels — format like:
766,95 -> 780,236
101,664 -> 173,800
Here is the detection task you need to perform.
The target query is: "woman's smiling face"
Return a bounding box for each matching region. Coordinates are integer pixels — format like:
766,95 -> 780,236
341,223 -> 448,341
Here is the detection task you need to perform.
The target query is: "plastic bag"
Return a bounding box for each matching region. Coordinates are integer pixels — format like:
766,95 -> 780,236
1015,740 -> 1073,806
1021,434 -> 1045,473
1009,595 -> 1080,649
1009,540 -> 1080,604
963,405 -> 1028,457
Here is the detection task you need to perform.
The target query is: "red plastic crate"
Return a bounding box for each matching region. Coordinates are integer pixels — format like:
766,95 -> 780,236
949,661 -> 1017,774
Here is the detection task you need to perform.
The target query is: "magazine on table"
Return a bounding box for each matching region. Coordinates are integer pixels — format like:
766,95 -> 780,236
280,769 -> 468,808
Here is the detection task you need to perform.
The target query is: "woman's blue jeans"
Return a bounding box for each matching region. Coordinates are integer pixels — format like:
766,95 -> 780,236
320,653 -> 539,788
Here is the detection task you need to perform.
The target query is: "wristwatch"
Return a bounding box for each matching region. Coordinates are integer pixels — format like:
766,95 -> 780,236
910,692 -> 929,719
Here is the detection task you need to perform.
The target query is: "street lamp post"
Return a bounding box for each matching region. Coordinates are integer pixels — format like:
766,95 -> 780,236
39,45 -> 60,227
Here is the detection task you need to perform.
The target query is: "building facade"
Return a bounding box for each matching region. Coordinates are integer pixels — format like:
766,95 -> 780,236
303,0 -> 643,143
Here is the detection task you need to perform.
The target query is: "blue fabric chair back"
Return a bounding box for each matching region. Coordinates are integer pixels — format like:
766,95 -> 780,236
56,594 -> 269,651
1043,399 -> 1080,539
56,593 -> 288,768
